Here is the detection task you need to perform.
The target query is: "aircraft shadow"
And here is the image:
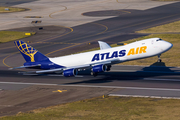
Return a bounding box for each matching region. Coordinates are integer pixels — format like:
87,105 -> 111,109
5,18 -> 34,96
64,62 -> 180,84
1,62 -> 179,85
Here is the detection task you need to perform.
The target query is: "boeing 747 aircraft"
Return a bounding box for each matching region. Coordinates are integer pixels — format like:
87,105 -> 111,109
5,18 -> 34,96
11,38 -> 173,77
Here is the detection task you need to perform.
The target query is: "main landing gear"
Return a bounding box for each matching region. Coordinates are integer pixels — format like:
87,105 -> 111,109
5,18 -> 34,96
157,54 -> 162,62
106,65 -> 111,71
91,72 -> 98,77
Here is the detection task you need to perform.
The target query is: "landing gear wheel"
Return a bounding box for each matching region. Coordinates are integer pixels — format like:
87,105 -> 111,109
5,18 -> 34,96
157,59 -> 162,63
106,65 -> 111,71
91,72 -> 98,77
157,54 -> 162,63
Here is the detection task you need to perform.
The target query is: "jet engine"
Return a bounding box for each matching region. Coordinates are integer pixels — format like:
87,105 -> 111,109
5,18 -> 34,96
63,69 -> 78,77
92,64 -> 107,73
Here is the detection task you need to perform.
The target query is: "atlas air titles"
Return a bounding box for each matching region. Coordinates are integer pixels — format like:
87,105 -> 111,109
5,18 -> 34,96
92,46 -> 147,62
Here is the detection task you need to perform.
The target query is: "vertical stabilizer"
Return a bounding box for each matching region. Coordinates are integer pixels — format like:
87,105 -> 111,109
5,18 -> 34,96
14,40 -> 49,62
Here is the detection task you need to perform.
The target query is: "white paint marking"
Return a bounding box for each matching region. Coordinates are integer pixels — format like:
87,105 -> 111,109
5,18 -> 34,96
1,82 -> 180,92
143,78 -> 180,82
109,94 -> 180,99
113,65 -> 180,69
111,70 -> 180,74
60,84 -> 180,91
0,82 -> 58,86
23,74 -> 39,76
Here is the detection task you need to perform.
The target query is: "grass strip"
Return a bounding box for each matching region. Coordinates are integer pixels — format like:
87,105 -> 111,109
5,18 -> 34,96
0,7 -> 25,13
1,96 -> 180,120
152,0 -> 180,1
0,31 -> 35,43
137,20 -> 180,33
152,0 -> 179,2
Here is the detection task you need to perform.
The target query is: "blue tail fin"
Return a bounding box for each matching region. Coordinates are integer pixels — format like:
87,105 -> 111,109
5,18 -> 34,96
14,40 -> 49,62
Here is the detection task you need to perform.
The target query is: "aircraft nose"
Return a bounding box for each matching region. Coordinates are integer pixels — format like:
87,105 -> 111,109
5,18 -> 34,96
163,41 -> 173,51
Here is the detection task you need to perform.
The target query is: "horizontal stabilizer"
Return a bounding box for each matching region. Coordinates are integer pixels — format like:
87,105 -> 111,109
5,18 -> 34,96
9,64 -> 41,70
36,68 -> 63,74
19,67 -> 64,74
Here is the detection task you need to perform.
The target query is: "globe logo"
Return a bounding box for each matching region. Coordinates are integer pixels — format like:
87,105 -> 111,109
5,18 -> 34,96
15,41 -> 37,62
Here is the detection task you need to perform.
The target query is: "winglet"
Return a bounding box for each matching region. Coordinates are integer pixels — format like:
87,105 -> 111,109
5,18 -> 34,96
98,41 -> 111,50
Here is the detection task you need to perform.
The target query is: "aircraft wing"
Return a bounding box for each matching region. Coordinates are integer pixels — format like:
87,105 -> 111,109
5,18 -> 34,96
20,59 -> 120,75
20,64 -> 91,74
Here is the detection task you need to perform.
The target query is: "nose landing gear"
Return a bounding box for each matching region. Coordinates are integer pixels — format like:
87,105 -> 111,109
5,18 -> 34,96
157,54 -> 162,62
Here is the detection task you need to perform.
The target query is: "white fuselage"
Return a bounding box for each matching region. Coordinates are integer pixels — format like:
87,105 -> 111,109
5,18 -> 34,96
49,38 -> 173,67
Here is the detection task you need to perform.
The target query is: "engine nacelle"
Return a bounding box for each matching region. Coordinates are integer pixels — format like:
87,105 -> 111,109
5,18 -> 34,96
92,64 -> 106,73
63,69 -> 78,77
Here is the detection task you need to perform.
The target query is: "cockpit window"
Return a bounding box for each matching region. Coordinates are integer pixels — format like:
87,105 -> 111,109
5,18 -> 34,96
156,38 -> 162,41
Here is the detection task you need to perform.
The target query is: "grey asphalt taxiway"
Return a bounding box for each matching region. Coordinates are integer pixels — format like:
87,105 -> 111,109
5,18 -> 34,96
1,0 -> 180,116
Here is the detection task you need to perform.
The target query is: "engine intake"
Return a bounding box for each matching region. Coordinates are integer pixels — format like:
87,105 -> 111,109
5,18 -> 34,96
63,69 -> 78,77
